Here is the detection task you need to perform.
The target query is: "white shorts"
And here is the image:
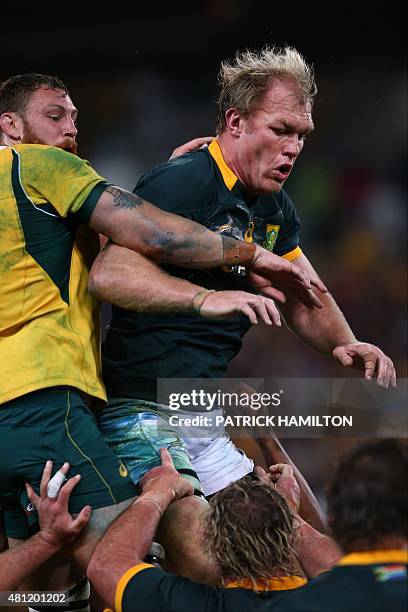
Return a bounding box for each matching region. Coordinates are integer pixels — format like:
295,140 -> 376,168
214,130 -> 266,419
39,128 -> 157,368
184,432 -> 254,497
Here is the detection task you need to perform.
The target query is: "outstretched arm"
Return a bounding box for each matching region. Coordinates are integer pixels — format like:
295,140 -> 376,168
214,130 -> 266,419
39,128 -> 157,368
267,253 -> 396,388
256,435 -> 329,534
235,382 -> 328,534
87,449 -> 193,610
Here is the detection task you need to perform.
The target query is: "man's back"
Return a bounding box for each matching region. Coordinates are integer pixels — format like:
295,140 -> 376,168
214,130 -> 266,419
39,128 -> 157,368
270,550 -> 408,612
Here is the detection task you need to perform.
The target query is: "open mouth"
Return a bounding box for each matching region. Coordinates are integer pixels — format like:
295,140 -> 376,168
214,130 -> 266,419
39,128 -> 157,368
273,164 -> 292,181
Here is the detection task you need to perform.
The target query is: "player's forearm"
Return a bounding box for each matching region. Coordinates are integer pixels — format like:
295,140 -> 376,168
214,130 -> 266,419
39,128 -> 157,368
89,243 -> 208,314
90,187 -> 256,268
257,436 -> 329,534
295,519 -> 341,578
280,291 -> 357,355
87,489 -> 172,608
0,533 -> 60,590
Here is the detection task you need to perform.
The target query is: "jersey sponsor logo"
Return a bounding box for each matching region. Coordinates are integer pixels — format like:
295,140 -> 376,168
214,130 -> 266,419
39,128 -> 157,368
373,564 -> 407,582
264,224 -> 280,251
119,461 -> 128,478
25,502 -> 36,514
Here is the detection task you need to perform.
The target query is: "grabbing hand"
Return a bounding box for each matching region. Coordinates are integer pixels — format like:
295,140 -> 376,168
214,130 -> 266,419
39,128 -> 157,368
169,136 -> 214,160
255,463 -> 300,512
199,290 -> 281,326
248,247 -> 327,309
333,342 -> 397,388
140,449 -> 194,503
25,461 -> 91,550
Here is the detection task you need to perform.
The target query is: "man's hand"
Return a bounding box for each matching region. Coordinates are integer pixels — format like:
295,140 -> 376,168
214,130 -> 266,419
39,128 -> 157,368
140,449 -> 194,503
169,136 -> 214,160
255,463 -> 300,513
248,247 -> 327,309
25,461 -> 91,549
200,290 -> 281,326
333,342 -> 397,388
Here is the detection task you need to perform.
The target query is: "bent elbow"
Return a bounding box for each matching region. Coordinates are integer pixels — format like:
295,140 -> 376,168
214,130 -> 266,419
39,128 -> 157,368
88,266 -> 109,302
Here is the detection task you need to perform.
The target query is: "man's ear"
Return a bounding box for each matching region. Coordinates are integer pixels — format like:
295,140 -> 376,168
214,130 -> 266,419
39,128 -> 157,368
0,112 -> 24,142
224,108 -> 246,138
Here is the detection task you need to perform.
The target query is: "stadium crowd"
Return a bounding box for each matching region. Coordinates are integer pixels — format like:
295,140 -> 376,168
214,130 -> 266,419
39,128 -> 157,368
0,43 -> 406,612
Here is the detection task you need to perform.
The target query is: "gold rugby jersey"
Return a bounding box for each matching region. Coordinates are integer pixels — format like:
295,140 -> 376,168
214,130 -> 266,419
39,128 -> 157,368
0,144 -> 108,403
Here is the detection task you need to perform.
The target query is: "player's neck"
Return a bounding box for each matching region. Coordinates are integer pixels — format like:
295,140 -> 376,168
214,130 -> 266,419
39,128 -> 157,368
216,134 -> 257,200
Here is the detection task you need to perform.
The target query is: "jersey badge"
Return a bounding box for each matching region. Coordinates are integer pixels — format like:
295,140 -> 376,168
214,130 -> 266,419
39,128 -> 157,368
264,224 -> 280,251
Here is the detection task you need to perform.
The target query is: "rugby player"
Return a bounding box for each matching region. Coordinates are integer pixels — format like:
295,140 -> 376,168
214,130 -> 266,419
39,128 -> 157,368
269,439 -> 407,611
87,449 -> 340,612
91,46 -> 396,516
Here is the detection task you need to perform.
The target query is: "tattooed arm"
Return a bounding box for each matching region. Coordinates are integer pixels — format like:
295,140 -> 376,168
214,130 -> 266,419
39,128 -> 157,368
89,186 -> 254,268
88,186 -> 324,311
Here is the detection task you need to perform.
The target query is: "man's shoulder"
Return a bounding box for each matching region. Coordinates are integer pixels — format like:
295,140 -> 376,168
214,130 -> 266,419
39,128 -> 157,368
135,149 -> 215,194
134,149 -> 215,213
12,144 -> 89,171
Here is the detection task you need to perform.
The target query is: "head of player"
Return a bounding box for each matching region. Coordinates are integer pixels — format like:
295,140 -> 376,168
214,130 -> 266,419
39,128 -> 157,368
327,438 -> 407,553
204,475 -> 300,585
0,73 -> 78,153
216,47 -> 316,197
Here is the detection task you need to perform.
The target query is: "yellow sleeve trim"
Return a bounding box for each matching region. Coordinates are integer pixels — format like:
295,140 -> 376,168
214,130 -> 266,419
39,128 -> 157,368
281,246 -> 302,261
208,140 -> 238,191
115,562 -> 155,612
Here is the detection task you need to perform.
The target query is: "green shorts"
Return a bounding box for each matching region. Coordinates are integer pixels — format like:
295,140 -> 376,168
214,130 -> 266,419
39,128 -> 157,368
0,387 -> 137,538
98,397 -> 203,495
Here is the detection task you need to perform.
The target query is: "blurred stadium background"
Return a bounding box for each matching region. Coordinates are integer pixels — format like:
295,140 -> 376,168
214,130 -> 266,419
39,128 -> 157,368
2,2 -> 406,504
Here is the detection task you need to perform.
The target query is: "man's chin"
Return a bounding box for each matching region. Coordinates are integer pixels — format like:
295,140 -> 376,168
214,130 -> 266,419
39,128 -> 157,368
63,144 -> 78,155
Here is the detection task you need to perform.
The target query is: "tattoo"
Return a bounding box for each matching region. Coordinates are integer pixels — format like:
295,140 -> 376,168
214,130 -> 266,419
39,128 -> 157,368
106,185 -> 144,210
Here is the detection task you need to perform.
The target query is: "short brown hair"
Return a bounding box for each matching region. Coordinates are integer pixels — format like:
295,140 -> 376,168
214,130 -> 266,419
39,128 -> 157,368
216,46 -> 317,133
0,73 -> 69,117
204,476 -> 299,586
327,439 -> 407,552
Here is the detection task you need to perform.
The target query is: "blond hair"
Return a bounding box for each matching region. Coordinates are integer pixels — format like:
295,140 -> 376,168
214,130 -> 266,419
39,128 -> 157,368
216,46 -> 317,133
204,477 -> 300,586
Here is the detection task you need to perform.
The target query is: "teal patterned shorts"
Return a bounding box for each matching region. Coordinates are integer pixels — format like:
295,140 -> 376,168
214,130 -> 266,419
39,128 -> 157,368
97,397 -> 203,495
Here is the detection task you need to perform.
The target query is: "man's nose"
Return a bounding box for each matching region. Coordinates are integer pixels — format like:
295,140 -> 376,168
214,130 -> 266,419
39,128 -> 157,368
64,118 -> 78,137
283,134 -> 302,158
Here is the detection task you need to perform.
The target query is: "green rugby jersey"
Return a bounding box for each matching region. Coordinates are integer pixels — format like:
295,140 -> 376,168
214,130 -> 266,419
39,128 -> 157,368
103,140 -> 302,401
269,549 -> 408,612
113,562 -> 307,612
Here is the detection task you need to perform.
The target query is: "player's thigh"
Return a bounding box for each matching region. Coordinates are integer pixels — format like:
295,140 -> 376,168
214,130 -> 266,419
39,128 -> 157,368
0,387 -> 137,539
98,398 -> 203,494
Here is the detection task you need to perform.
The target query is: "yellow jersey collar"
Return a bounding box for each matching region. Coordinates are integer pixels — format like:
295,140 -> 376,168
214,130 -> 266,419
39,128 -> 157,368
338,549 -> 408,566
208,139 -> 239,191
224,575 -> 307,591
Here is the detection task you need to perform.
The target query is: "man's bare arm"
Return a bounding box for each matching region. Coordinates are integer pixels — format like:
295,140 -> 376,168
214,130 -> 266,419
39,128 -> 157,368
256,435 -> 329,534
89,242 -> 281,325
89,186 -> 255,268
257,464 -> 341,577
88,186 -> 327,309
271,253 -> 396,388
87,449 -> 193,610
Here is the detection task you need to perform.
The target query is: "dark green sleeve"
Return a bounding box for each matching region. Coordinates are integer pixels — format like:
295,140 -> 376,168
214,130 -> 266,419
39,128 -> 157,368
273,190 -> 302,257
122,567 -> 224,612
133,151 -> 215,225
